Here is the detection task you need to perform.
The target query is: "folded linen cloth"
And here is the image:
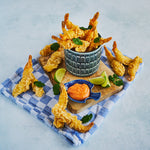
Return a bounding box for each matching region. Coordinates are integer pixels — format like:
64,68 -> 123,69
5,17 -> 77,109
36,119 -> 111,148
0,47 -> 143,146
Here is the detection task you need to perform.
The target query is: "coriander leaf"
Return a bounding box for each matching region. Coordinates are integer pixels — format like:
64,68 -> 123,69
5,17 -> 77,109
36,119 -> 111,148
109,74 -> 124,86
53,83 -> 60,95
115,80 -> 124,86
72,38 -> 83,45
113,74 -> 119,79
34,81 -> 45,87
94,37 -> 101,43
50,42 -> 60,51
109,75 -> 114,82
81,114 -> 93,124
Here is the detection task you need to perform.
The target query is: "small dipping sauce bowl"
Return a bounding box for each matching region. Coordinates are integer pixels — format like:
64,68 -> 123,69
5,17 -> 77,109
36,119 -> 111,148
64,46 -> 103,77
64,79 -> 101,103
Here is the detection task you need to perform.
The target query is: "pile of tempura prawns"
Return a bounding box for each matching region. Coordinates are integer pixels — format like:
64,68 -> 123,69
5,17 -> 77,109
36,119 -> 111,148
40,12 -> 112,73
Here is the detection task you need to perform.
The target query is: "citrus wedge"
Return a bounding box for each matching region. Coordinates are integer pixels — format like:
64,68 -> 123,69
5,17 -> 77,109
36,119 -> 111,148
101,71 -> 111,88
54,68 -> 66,83
89,76 -> 105,85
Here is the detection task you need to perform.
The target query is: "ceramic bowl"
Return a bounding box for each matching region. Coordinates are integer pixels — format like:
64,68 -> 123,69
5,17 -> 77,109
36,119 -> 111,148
64,79 -> 101,103
64,46 -> 103,77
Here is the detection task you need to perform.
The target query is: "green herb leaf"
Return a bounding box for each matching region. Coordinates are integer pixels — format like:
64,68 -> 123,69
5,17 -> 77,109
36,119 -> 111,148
88,25 -> 93,29
34,81 -> 45,87
81,114 -> 93,124
109,75 -> 114,82
72,38 -> 83,45
113,74 -> 119,79
50,42 -> 60,51
80,25 -> 93,31
109,74 -> 124,86
94,37 -> 101,43
80,27 -> 88,30
53,83 -> 60,95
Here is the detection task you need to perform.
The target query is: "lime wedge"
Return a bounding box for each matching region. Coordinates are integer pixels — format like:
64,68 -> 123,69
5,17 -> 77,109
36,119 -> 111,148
89,76 -> 105,85
54,68 -> 66,83
101,71 -> 111,88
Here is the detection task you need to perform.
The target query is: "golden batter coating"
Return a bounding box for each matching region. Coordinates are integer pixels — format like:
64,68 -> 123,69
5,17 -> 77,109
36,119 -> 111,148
40,45 -> 53,56
32,78 -> 45,97
64,13 -> 77,29
111,60 -> 125,76
88,12 -> 99,40
127,56 -> 142,81
12,55 -> 34,97
85,26 -> 96,43
89,12 -> 99,28
12,55 -> 44,97
52,85 -> 94,133
87,37 -> 112,52
52,35 -> 90,52
112,41 -> 132,66
104,45 -> 115,63
60,21 -> 85,40
104,45 -> 125,76
43,51 -> 62,72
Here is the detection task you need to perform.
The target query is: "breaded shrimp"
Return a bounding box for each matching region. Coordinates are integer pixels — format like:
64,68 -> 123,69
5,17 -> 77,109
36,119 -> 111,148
52,85 -> 94,133
12,55 -> 44,97
89,12 -> 99,27
52,35 -> 90,52
59,21 -> 85,40
87,37 -> 112,51
112,41 -> 132,65
43,51 -> 62,72
127,56 -> 142,81
104,45 -> 125,76
64,13 -> 77,29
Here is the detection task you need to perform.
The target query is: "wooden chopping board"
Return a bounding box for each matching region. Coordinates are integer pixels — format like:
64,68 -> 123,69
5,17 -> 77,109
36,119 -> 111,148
39,55 -> 123,114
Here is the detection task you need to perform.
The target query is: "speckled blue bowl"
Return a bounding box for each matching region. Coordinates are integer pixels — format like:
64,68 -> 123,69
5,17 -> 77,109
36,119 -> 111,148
64,79 -> 101,103
64,46 -> 103,77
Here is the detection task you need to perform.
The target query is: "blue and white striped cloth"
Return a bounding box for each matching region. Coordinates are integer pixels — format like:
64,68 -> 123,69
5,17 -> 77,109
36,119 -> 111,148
0,47 -> 143,146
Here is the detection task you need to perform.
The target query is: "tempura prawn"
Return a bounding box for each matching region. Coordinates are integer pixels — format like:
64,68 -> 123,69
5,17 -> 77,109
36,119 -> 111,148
127,56 -> 142,81
112,41 -> 132,65
104,45 -> 125,76
12,55 -> 44,97
43,51 -> 62,72
52,84 -> 94,133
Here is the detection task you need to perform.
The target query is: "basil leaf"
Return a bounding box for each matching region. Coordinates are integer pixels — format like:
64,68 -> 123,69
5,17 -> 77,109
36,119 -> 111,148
50,42 -> 60,51
94,37 -> 101,43
88,25 -> 93,29
72,38 -> 83,45
81,114 -> 93,124
53,83 -> 60,95
34,81 -> 45,87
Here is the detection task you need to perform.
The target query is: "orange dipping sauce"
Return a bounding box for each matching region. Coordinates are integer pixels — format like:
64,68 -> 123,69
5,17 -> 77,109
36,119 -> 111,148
67,83 -> 90,101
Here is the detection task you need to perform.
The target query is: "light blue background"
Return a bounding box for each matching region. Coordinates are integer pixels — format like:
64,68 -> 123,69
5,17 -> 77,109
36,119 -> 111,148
0,0 -> 149,150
